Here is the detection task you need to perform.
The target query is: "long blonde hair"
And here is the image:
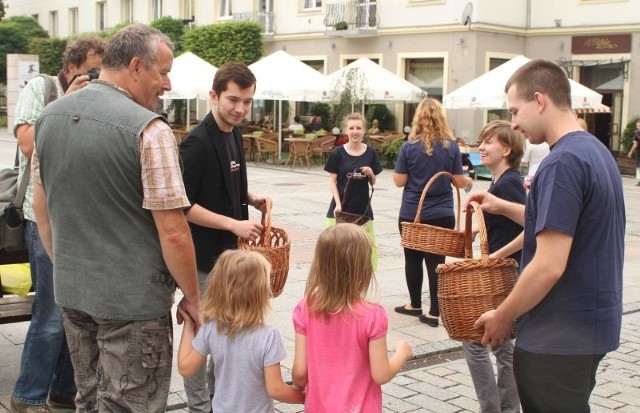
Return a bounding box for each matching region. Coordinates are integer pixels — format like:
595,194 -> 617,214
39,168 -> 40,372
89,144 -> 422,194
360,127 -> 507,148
304,224 -> 375,317
408,98 -> 452,156
200,249 -> 272,336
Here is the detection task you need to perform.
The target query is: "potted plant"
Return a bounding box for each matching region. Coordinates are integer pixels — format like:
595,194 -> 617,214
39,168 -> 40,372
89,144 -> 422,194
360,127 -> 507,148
381,138 -> 405,169
335,21 -> 348,30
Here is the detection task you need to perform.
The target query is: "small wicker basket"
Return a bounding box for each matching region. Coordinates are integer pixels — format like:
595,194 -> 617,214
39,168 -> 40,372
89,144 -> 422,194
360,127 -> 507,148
400,171 -> 465,257
334,170 -> 373,227
237,200 -> 290,297
436,201 -> 518,342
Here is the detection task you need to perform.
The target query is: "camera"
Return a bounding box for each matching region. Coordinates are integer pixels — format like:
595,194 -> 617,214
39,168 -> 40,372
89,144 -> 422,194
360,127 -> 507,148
71,68 -> 100,83
86,68 -> 100,80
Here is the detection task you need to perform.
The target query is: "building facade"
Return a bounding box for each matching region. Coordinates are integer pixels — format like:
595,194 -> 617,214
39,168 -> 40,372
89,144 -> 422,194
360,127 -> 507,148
6,0 -> 640,150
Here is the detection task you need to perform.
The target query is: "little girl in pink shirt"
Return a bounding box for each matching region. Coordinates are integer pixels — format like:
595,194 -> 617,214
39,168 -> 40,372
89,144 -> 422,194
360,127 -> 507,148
292,223 -> 413,412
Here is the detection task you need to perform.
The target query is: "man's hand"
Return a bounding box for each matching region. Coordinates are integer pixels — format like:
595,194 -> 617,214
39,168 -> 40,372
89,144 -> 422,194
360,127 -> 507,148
66,74 -> 93,95
474,309 -> 513,346
177,296 -> 200,331
464,191 -> 503,214
232,219 -> 263,241
250,195 -> 271,214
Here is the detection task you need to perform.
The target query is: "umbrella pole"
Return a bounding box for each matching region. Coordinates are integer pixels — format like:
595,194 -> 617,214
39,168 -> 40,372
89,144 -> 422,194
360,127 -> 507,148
186,100 -> 190,130
277,100 -> 282,161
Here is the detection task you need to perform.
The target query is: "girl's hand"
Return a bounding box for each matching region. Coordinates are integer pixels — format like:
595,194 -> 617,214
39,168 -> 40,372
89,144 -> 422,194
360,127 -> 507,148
395,340 -> 413,361
360,166 -> 373,178
177,305 -> 196,333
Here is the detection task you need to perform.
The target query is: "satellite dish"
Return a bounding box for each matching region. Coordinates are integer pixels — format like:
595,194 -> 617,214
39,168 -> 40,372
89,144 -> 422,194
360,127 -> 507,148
461,2 -> 473,26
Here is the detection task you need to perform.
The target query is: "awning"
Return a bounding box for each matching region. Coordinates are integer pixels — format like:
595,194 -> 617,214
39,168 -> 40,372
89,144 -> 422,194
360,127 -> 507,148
574,104 -> 611,114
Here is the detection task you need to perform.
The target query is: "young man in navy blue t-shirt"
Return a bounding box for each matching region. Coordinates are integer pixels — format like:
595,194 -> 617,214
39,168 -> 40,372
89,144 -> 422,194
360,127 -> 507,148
468,60 -> 625,413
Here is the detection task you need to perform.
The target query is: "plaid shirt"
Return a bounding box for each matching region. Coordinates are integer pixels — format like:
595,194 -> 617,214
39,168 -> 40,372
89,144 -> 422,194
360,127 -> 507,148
32,117 -> 189,211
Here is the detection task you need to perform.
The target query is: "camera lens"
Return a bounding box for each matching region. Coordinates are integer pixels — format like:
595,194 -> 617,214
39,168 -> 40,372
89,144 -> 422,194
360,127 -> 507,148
87,68 -> 100,81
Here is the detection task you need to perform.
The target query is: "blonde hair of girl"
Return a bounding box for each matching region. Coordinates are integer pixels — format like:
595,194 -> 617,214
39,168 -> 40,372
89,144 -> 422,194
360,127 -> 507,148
201,249 -> 272,336
408,98 -> 453,156
477,120 -> 525,169
304,223 -> 376,317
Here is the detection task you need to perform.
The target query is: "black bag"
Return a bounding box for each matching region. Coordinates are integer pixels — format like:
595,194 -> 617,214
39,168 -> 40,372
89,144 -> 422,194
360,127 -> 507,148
0,74 -> 55,264
334,169 -> 374,226
0,159 -> 29,252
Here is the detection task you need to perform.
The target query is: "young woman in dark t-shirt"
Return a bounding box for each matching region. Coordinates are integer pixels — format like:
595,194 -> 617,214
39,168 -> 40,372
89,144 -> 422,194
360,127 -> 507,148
464,120 -> 525,413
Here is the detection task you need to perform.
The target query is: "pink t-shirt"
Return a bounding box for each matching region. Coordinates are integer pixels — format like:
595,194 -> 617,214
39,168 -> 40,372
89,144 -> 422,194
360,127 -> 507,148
293,299 -> 388,413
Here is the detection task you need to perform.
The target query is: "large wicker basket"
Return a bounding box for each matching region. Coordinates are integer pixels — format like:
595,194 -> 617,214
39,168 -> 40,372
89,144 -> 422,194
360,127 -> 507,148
436,201 -> 518,342
237,200 -> 290,297
400,171 -> 465,257
335,171 -> 373,227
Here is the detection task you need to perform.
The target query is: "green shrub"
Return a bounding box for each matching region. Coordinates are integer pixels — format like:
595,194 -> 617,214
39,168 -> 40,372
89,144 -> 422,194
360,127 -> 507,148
182,21 -> 263,66
366,104 -> 395,132
309,102 -> 332,130
28,37 -> 67,75
382,137 -> 404,158
622,116 -> 640,152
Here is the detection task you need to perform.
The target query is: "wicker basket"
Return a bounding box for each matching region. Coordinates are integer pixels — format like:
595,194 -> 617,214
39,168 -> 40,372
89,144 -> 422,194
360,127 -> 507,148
400,171 -> 465,257
436,201 -> 518,342
334,170 -> 373,227
237,200 -> 290,297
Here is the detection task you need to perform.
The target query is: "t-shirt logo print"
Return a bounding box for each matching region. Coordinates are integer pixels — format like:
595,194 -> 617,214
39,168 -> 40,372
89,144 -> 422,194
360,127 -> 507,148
347,170 -> 366,180
230,161 -> 240,173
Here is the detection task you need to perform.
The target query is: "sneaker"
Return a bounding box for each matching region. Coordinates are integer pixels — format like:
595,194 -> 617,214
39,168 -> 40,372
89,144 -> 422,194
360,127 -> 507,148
47,393 -> 76,410
10,397 -> 52,413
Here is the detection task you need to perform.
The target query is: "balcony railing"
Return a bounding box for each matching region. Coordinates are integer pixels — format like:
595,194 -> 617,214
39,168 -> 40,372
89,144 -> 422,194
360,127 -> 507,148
324,0 -> 378,31
233,11 -> 274,35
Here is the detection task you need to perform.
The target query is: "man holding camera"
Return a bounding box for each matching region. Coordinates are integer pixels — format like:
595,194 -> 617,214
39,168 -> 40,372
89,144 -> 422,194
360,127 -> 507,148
11,35 -> 104,413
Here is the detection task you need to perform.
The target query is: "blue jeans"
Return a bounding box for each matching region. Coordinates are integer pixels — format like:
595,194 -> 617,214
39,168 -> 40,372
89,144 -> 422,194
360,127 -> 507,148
12,220 -> 76,405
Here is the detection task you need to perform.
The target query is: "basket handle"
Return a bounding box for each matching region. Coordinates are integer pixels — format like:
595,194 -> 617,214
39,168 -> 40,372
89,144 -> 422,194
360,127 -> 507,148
259,198 -> 273,246
340,169 -> 374,214
464,201 -> 490,262
414,171 -> 461,232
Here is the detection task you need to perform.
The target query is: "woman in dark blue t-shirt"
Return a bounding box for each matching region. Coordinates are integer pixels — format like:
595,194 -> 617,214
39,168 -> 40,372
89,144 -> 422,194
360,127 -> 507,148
393,98 -> 472,327
325,112 -> 382,267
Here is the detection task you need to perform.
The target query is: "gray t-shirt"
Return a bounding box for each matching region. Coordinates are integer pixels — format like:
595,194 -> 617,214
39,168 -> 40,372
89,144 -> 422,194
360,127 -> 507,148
193,321 -> 286,412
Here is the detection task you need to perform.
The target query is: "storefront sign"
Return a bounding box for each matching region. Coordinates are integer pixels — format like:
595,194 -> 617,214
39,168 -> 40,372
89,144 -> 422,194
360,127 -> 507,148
572,34 -> 631,54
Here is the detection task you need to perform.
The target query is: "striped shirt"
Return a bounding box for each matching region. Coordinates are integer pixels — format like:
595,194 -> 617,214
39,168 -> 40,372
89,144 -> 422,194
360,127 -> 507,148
13,75 -> 63,222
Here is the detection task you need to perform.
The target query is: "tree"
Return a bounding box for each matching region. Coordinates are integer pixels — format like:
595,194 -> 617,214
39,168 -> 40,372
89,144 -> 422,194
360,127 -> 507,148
0,16 -> 48,83
151,16 -> 185,54
182,21 -> 263,66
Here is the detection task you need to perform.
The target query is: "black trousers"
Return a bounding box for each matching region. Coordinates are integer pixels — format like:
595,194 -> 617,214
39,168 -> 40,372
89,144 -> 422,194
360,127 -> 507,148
399,215 -> 454,316
514,346 -> 605,413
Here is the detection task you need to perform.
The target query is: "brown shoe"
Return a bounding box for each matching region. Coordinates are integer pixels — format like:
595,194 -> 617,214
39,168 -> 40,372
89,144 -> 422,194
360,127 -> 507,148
47,393 -> 76,410
10,397 -> 52,413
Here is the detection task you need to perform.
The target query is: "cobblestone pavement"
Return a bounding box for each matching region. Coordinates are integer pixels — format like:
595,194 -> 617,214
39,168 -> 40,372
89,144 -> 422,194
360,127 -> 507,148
1,128 -> 639,412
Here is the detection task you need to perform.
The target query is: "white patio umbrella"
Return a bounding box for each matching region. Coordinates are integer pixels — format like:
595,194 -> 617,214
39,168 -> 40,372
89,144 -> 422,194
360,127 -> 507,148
327,57 -> 427,105
160,52 -> 218,126
249,50 -> 331,161
443,55 -> 607,111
